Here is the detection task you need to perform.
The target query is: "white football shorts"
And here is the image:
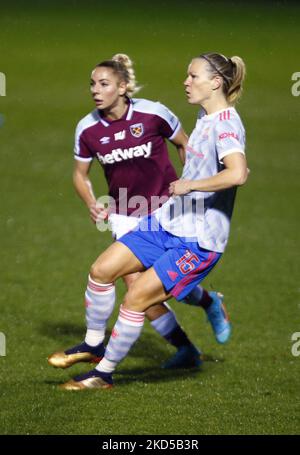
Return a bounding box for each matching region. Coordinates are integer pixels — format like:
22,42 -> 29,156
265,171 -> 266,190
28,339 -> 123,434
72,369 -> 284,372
109,213 -> 141,240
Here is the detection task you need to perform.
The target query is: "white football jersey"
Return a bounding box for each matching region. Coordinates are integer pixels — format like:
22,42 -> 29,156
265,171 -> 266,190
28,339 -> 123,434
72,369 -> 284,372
154,107 -> 246,253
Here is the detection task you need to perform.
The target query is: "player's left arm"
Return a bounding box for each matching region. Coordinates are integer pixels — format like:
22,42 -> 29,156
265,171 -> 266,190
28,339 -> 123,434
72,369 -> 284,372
169,152 -> 248,195
156,102 -> 188,165
168,127 -> 188,165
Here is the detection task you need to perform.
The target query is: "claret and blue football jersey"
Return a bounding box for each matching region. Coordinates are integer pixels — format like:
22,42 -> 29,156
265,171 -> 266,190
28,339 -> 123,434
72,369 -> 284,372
74,98 -> 181,216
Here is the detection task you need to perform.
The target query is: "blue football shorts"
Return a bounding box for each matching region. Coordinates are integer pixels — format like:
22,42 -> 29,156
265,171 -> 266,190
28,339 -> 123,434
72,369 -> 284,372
118,215 -> 222,301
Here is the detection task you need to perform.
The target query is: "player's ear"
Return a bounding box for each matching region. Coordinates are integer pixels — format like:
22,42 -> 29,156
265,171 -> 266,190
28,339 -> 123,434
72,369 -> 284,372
212,75 -> 222,91
118,80 -> 127,96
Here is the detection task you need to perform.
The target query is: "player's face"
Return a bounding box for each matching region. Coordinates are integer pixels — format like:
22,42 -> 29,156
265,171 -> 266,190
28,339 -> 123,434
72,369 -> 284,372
90,67 -> 127,110
184,58 -> 218,105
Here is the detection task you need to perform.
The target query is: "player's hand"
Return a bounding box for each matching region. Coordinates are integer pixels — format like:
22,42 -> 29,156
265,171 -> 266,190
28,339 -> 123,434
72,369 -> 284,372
89,203 -> 109,224
169,179 -> 192,196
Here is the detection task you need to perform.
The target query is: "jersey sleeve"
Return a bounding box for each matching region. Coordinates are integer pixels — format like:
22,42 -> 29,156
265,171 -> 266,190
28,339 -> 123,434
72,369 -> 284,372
214,114 -> 245,163
74,123 -> 93,162
155,102 -> 181,140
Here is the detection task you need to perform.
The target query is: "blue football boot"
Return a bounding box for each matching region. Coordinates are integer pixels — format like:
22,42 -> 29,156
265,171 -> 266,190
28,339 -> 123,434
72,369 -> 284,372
206,292 -> 231,344
162,344 -> 203,369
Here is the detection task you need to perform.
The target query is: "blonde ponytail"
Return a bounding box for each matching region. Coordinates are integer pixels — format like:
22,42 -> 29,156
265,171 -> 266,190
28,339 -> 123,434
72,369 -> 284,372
227,56 -> 246,105
200,53 -> 246,105
112,53 -> 141,97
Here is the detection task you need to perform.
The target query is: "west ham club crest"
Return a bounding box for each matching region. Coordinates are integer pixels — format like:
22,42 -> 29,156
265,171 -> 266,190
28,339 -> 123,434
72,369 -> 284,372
130,123 -> 144,138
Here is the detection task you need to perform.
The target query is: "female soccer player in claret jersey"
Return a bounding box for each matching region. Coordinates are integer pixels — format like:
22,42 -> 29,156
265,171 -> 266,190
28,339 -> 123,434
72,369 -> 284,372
48,54 -> 230,378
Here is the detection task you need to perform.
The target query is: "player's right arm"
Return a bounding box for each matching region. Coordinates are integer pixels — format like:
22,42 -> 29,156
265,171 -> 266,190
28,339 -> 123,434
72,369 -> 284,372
73,160 -> 106,224
74,114 -> 108,224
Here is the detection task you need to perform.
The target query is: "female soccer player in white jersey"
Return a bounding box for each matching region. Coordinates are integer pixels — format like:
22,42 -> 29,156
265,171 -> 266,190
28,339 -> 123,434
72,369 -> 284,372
48,53 -> 230,378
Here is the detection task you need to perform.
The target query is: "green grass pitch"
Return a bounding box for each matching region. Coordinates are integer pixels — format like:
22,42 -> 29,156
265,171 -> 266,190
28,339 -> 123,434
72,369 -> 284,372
0,0 -> 299,435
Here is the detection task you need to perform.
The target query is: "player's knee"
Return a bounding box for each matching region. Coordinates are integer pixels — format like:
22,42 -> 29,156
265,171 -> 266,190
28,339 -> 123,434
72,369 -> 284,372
145,303 -> 169,321
90,261 -> 114,284
123,286 -> 147,313
123,273 -> 139,289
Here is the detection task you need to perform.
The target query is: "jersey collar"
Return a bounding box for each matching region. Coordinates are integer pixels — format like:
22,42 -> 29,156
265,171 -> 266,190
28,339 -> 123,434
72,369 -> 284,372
203,106 -> 235,120
97,97 -> 134,127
